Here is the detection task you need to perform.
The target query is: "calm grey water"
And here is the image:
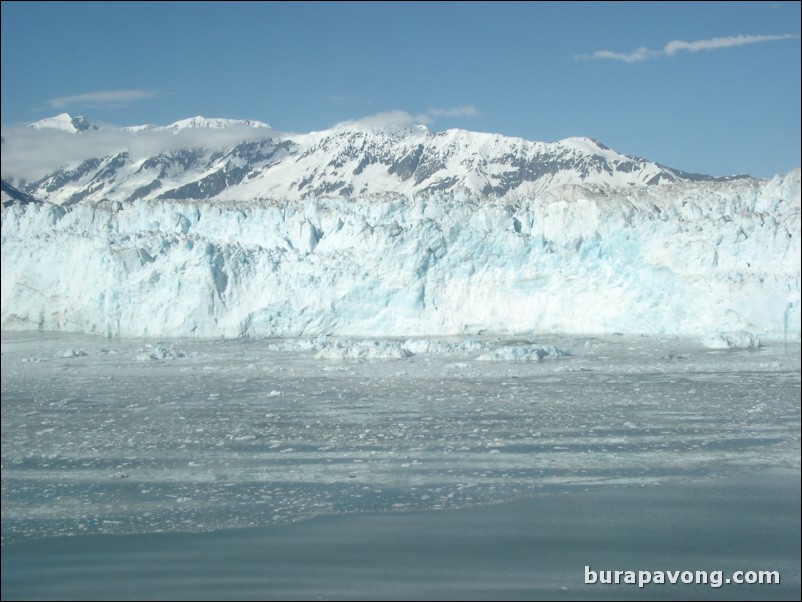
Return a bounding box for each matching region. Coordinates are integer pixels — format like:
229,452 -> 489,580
2,470 -> 799,600
2,332 -> 800,599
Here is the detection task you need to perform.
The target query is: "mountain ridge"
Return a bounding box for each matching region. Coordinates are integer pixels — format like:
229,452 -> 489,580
6,113 -> 753,206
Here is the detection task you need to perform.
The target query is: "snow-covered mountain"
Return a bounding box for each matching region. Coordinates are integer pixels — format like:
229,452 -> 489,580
7,114 -> 749,206
28,112 -> 99,133
1,115 -> 799,340
0,179 -> 40,208
123,115 -> 273,133
160,115 -> 272,132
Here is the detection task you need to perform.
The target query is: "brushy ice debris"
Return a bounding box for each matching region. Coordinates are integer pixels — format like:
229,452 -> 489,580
403,337 -> 487,354
266,336 -> 330,353
475,344 -> 571,362
267,336 -> 493,358
136,343 -> 187,361
54,349 -> 87,358
702,331 -> 761,350
313,338 -> 413,360
267,336 -> 414,359
264,336 -> 575,360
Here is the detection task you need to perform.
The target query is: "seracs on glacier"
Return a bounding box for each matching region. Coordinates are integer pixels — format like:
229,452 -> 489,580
1,115 -> 799,341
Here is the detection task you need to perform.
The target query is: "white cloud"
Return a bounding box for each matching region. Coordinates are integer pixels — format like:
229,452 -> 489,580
586,47 -> 662,63
0,123 -> 276,182
426,105 -> 479,118
581,33 -> 798,63
334,106 -> 479,130
46,89 -> 159,109
335,110 -> 431,130
664,34 -> 798,55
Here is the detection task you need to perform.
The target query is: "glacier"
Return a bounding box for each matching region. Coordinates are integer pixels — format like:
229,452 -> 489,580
1,116 -> 800,340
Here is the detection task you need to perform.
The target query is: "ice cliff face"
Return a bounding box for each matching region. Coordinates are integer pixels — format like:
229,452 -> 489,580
1,116 -> 799,339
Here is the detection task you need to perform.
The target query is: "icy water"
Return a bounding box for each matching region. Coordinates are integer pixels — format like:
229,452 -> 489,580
1,332 -> 800,599
1,332 -> 799,543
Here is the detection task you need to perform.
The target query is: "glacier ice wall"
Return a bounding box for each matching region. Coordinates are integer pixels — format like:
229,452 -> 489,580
2,170 -> 799,339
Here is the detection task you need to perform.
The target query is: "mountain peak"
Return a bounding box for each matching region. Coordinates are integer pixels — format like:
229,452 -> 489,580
558,136 -> 612,153
164,116 -> 272,132
28,113 -> 98,133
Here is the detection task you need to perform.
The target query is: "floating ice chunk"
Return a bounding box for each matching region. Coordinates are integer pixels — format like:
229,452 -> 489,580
403,338 -> 487,354
136,343 -> 187,361
702,331 -> 760,350
55,348 -> 87,358
403,339 -> 436,354
22,356 -> 48,362
475,344 -> 571,362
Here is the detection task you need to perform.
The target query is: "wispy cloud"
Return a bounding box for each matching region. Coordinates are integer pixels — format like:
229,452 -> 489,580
45,89 -> 159,109
664,34 -> 798,55
580,33 -> 798,63
426,105 -> 479,118
337,110 -> 430,129
335,105 -> 479,129
588,47 -> 662,64
0,122 -> 276,182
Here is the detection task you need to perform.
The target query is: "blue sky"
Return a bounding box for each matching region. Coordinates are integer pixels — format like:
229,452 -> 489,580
1,1 -> 799,178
